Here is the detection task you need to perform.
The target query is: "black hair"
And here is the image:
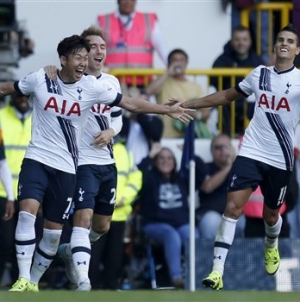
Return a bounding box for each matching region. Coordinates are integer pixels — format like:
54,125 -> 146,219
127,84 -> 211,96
277,23 -> 300,46
231,25 -> 251,38
57,35 -> 91,58
167,48 -> 188,66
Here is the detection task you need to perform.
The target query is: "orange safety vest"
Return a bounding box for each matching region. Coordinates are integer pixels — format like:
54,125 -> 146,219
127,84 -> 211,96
243,187 -> 287,218
98,12 -> 156,86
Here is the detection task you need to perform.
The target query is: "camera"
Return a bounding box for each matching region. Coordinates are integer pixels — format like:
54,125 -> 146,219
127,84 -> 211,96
174,66 -> 182,75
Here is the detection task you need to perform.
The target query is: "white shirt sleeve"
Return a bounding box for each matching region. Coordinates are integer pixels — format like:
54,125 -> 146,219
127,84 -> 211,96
17,70 -> 40,95
151,20 -> 169,66
0,159 -> 14,201
238,67 -> 260,96
110,111 -> 123,136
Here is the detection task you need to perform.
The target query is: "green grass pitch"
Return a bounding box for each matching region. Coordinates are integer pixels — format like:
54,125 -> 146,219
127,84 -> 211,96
1,290 -> 300,302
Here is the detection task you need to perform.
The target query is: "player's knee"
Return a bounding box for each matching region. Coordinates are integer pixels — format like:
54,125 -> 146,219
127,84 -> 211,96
73,209 -> 93,228
93,222 -> 110,235
224,201 -> 243,219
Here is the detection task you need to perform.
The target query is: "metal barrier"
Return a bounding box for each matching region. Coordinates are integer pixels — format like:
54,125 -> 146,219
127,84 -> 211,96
240,2 -> 293,57
110,68 -> 252,138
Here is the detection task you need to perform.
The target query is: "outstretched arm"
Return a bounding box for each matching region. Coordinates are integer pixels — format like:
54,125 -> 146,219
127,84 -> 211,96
181,87 -> 244,109
0,82 -> 16,98
119,95 -> 194,123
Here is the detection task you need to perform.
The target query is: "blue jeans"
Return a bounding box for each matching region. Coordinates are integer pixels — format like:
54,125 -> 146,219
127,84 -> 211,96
143,223 -> 199,281
198,211 -> 245,239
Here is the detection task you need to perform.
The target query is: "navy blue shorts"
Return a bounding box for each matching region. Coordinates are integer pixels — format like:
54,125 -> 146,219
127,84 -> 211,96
228,156 -> 292,210
18,158 -> 76,223
73,164 -> 117,216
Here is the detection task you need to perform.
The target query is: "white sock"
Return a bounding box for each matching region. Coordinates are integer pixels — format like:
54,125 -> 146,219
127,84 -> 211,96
30,228 -> 62,284
264,215 -> 282,248
71,227 -> 91,284
15,211 -> 36,280
89,228 -> 103,244
212,215 -> 237,276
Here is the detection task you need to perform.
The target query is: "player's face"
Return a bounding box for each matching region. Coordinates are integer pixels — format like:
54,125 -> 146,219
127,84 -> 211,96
60,48 -> 88,82
274,31 -> 300,61
86,35 -> 106,75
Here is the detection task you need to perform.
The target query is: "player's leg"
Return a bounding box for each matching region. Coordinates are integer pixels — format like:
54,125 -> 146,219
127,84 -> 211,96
261,166 -> 292,275
202,188 -> 251,290
10,159 -> 46,292
90,163 -> 116,242
29,167 -> 75,291
87,164 -> 116,289
202,156 -> 258,290
66,165 -> 96,290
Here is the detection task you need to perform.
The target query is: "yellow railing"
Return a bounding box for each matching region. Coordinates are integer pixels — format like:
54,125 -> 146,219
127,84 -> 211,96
240,2 -> 293,57
110,68 -> 253,138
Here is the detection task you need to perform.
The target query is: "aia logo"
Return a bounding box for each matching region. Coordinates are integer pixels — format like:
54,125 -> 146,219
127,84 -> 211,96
258,93 -> 290,111
44,97 -> 81,116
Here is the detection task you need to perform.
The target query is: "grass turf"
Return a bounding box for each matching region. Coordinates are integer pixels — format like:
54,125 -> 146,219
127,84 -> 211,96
1,290 -> 300,302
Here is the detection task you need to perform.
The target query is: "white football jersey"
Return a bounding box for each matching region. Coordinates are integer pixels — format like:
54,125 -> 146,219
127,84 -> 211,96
17,69 -> 122,174
78,72 -> 122,166
237,65 -> 300,171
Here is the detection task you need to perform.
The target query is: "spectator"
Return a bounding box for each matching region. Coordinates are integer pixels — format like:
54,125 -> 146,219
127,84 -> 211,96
146,48 -> 209,138
0,92 -> 31,287
211,25 -> 264,136
89,140 -> 142,289
221,0 -> 270,64
136,143 -> 205,288
97,0 -> 168,89
197,134 -> 245,239
120,87 -> 163,165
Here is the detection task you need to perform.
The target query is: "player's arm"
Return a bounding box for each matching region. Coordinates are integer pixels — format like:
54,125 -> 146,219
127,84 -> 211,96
181,87 -> 244,109
118,95 -> 194,123
0,82 -> 16,98
91,110 -> 123,147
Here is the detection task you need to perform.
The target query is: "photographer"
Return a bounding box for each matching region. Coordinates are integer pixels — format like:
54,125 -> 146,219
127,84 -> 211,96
146,48 -> 213,138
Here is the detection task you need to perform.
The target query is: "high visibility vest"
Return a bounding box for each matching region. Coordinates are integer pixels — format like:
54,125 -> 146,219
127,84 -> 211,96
0,106 -> 31,198
98,12 -> 156,86
243,186 -> 287,218
112,143 -> 142,221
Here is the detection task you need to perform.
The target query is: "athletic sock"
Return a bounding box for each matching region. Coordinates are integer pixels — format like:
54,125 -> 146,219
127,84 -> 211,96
15,211 -> 36,280
212,214 -> 237,276
30,228 -> 62,284
265,215 -> 282,248
71,226 -> 91,284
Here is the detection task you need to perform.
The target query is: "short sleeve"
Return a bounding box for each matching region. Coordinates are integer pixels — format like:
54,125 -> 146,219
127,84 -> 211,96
17,70 -> 39,95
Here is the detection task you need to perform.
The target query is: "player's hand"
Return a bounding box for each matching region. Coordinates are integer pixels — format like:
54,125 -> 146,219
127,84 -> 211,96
44,65 -> 58,81
3,200 -> 15,221
91,129 -> 115,147
164,100 -> 195,123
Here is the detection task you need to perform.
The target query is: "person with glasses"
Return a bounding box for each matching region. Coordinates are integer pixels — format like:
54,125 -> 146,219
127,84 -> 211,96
197,134 -> 245,240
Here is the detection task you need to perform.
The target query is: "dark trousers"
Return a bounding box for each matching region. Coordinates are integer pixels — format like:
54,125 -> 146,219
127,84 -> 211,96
89,221 -> 126,289
0,196 -> 18,284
